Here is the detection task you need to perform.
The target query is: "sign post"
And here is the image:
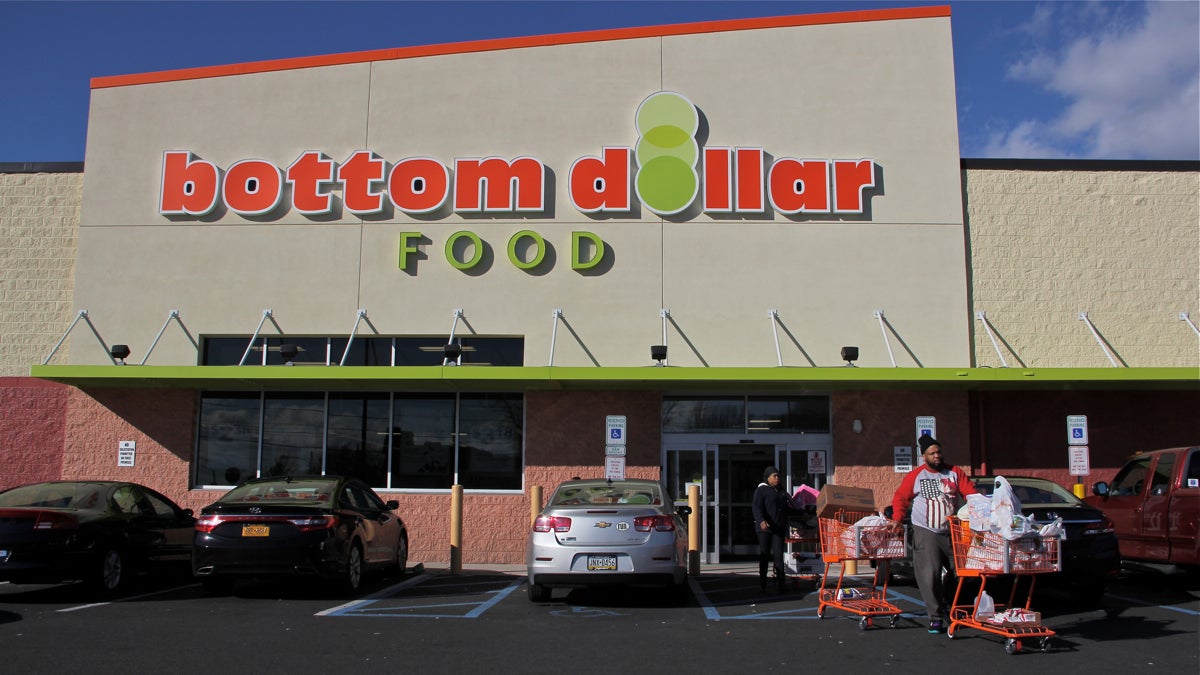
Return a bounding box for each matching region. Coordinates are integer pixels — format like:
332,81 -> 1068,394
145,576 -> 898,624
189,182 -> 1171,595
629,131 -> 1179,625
1067,415 -> 1090,497
604,415 -> 627,480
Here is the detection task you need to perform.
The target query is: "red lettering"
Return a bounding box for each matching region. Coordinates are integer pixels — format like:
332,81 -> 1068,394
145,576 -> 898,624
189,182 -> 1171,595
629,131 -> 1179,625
735,148 -> 765,213
832,159 -> 876,213
159,151 -> 220,216
454,157 -> 545,212
286,152 -> 336,215
702,147 -> 732,212
569,148 -> 631,213
338,151 -> 387,214
389,158 -> 449,214
768,159 -> 829,214
223,160 -> 282,215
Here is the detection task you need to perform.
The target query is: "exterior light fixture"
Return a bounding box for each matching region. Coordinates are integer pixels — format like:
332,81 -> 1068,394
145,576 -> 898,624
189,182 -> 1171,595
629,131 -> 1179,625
279,343 -> 299,365
110,344 -> 131,365
852,419 -> 863,434
651,344 -> 668,366
443,342 -> 462,364
841,346 -> 859,367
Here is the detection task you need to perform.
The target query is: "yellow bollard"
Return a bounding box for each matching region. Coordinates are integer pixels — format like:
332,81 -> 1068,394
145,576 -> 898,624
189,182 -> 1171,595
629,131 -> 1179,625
530,485 -> 543,525
687,484 -> 701,575
1072,483 -> 1086,499
450,484 -> 463,575
844,559 -> 859,575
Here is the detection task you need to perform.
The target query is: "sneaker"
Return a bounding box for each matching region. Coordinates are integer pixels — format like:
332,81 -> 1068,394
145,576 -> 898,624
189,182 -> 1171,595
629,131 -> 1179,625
928,619 -> 944,634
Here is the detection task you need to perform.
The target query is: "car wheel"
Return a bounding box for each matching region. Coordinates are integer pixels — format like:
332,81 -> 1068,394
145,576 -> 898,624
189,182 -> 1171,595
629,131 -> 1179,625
201,576 -> 235,595
394,535 -> 409,575
342,543 -> 364,592
528,580 -> 551,602
89,547 -> 125,594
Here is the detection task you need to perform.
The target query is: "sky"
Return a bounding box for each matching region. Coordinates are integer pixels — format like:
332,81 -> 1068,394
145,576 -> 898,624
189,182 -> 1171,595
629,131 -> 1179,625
1,0 -> 1197,163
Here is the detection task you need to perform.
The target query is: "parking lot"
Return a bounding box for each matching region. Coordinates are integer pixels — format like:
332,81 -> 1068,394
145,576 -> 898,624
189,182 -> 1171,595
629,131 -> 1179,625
2,563 -> 1197,673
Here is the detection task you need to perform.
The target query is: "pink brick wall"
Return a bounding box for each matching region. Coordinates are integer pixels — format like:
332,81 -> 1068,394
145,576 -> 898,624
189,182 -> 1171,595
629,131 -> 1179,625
0,377 -> 69,490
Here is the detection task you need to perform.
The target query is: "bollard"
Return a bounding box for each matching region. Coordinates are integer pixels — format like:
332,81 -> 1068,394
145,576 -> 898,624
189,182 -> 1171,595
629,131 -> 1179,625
1072,483 -> 1086,499
687,484 -> 701,575
530,485 -> 543,525
844,559 -> 858,575
450,484 -> 463,575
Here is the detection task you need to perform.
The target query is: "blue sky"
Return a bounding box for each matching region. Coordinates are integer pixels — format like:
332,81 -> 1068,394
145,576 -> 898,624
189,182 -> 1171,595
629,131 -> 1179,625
2,0 -> 1197,162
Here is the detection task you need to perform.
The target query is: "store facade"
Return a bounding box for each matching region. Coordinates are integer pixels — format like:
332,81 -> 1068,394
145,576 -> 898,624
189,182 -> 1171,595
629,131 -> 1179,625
1,6 -> 1196,565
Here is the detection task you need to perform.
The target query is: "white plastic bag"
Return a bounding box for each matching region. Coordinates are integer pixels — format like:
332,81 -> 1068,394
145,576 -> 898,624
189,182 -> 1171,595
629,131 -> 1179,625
989,476 -> 1022,539
1038,516 -> 1065,539
965,493 -> 992,531
975,590 -> 996,619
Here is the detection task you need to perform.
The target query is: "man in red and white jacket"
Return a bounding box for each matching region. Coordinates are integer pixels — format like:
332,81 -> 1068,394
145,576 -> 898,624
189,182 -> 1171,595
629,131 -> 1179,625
891,435 -> 977,634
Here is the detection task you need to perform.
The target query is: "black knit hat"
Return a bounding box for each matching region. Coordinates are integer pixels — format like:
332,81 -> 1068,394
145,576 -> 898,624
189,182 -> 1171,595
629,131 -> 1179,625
764,466 -> 780,481
918,435 -> 941,453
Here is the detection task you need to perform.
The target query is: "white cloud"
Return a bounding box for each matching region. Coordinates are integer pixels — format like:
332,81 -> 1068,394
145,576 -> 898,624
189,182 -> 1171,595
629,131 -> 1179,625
1004,1 -> 1199,159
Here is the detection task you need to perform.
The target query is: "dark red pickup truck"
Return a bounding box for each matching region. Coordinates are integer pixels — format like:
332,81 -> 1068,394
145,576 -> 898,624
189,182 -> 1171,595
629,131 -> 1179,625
1085,446 -> 1199,570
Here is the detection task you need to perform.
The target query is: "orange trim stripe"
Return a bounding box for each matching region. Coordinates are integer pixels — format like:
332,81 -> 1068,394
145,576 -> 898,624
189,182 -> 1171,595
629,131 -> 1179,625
91,6 -> 950,89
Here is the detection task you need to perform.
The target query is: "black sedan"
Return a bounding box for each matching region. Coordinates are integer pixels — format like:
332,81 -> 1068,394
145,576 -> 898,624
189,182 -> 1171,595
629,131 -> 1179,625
0,481 -> 196,593
888,476 -> 1119,604
192,475 -> 407,593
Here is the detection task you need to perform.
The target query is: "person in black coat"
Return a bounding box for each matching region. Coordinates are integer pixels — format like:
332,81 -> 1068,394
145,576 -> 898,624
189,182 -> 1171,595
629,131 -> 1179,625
752,466 -> 791,592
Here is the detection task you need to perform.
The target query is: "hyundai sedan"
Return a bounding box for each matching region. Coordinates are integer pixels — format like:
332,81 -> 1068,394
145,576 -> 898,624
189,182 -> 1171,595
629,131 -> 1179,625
192,475 -> 407,593
526,478 -> 691,603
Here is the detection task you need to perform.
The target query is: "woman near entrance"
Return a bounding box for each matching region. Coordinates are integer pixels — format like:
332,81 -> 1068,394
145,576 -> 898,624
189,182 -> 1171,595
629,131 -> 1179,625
752,466 -> 790,593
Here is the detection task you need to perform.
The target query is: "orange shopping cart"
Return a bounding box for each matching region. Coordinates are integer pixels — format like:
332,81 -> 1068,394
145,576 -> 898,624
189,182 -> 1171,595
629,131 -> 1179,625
816,509 -> 907,629
946,516 -> 1060,654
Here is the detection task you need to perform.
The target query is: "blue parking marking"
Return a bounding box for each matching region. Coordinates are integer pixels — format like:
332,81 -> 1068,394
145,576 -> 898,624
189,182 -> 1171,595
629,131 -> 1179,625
690,577 -> 921,621
318,574 -> 523,619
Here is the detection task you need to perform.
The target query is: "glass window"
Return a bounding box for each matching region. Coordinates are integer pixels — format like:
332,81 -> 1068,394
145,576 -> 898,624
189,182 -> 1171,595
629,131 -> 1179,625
261,393 -> 325,476
747,396 -> 830,433
200,337 -> 255,366
1150,453 -> 1176,496
325,393 -> 390,487
1109,456 -> 1152,497
663,397 -> 744,432
332,337 -> 394,366
457,394 -> 523,490
195,392 -> 261,486
391,395 -> 456,489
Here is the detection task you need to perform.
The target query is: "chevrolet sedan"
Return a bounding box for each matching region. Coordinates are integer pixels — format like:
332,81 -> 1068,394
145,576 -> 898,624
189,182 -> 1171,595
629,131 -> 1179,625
526,478 -> 691,603
192,475 -> 407,593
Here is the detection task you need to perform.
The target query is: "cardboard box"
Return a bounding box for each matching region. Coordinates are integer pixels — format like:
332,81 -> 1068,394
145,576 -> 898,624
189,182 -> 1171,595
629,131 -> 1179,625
816,485 -> 876,518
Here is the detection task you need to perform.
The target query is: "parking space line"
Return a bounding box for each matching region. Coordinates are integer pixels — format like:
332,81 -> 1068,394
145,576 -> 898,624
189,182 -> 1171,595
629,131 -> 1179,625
316,572 -> 431,616
319,575 -> 523,619
690,576 -> 925,621
57,582 -> 200,613
1106,593 -> 1200,616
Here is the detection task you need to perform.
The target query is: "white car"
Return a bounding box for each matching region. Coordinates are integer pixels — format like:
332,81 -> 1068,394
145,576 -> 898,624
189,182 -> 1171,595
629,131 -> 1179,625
526,478 -> 691,602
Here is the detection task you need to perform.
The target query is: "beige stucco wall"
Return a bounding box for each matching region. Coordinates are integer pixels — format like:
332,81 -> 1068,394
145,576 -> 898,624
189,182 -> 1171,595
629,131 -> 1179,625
0,171 -> 80,376
73,14 -> 970,369
966,169 -> 1200,368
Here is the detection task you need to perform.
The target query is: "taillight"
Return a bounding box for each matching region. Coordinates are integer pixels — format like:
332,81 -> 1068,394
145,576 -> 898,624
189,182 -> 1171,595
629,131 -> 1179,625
634,515 -> 675,532
1083,515 -> 1115,536
288,515 -> 336,532
533,516 -> 572,533
195,514 -> 223,533
33,511 -> 78,530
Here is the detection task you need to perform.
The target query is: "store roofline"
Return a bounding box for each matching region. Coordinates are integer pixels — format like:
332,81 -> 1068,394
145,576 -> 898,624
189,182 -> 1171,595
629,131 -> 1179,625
960,158 -> 1199,172
28,365 -> 1199,392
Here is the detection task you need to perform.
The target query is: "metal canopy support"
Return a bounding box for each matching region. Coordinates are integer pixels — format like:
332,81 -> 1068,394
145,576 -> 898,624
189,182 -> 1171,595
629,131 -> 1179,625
339,309 -> 380,366
1182,311 -> 1200,337
874,309 -> 897,367
1078,312 -> 1120,367
548,308 -> 563,366
41,309 -> 117,365
140,309 -> 199,365
444,308 -> 464,365
238,309 -> 284,366
768,309 -> 783,366
975,311 -> 1010,368
660,308 -> 671,366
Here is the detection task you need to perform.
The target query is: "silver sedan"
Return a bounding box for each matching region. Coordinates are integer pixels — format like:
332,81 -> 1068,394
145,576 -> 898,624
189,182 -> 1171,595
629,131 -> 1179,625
526,478 -> 691,602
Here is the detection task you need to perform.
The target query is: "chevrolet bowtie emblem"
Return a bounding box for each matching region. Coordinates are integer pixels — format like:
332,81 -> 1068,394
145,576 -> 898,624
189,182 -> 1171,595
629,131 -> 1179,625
594,521 -> 612,528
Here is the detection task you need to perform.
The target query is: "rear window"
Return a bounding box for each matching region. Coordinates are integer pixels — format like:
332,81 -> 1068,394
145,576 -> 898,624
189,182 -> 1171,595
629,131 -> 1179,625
220,480 -> 335,504
0,483 -> 104,509
972,479 -> 1079,506
551,483 -> 663,506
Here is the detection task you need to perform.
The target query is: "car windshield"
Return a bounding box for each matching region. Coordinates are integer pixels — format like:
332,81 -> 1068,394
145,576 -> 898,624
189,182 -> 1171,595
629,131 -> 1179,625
551,483 -> 663,506
973,478 -> 1081,507
0,483 -> 105,509
221,479 -> 335,504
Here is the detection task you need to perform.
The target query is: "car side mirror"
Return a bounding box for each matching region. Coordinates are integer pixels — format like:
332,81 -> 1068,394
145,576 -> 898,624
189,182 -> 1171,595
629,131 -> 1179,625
183,508 -> 194,518
676,505 -> 692,517
385,500 -> 400,511
1092,482 -> 1109,497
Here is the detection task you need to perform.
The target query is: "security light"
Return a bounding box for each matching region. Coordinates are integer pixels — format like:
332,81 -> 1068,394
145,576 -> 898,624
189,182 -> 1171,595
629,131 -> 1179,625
651,344 -> 668,365
110,344 -> 131,365
841,346 -> 859,367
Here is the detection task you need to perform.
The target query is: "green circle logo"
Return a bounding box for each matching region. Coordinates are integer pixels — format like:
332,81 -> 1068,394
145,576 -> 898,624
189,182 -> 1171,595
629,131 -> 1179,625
634,92 -> 699,216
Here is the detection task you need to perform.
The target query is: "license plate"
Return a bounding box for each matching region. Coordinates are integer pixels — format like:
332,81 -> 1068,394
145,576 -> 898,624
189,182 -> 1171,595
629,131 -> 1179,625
587,555 -> 617,571
241,525 -> 270,537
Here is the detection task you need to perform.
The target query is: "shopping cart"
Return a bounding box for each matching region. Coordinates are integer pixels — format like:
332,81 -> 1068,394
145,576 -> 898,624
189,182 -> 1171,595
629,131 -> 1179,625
816,510 -> 907,629
946,516 -> 1060,654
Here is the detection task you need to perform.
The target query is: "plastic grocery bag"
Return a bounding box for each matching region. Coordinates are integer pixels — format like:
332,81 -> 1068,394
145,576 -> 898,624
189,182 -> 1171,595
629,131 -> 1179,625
849,514 -> 895,557
990,476 -> 1022,539
975,590 -> 996,619
965,493 -> 992,531
1039,516 -> 1065,539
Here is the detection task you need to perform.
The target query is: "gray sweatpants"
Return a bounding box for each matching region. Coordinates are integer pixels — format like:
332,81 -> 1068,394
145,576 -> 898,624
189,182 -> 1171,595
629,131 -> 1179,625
912,525 -> 956,618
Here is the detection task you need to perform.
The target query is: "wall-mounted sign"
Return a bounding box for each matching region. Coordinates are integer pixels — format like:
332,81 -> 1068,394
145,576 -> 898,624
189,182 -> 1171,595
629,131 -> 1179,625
894,446 -> 914,473
118,440 -> 136,467
807,450 -> 827,474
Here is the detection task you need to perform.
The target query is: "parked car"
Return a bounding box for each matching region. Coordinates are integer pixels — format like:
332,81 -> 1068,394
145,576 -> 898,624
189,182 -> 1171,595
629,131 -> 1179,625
192,475 -> 407,593
886,475 -> 1119,604
1085,446 -> 1199,571
526,478 -> 691,603
0,480 -> 196,593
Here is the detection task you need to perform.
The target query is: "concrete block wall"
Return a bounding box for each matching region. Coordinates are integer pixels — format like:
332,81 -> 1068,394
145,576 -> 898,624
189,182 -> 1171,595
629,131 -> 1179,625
964,168 -> 1199,368
0,171 -> 81,376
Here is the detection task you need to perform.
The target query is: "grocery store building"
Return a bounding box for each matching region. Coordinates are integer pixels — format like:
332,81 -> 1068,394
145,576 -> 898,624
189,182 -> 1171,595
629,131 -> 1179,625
1,6 -> 1197,565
